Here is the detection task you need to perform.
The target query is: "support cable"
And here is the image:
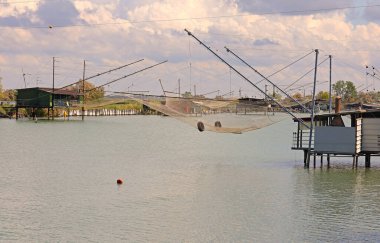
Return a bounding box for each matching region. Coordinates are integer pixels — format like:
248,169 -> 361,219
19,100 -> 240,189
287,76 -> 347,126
284,57 -> 329,91
184,28 -> 310,128
58,59 -> 144,91
255,50 -> 315,85
225,47 -> 312,113
87,60 -> 168,92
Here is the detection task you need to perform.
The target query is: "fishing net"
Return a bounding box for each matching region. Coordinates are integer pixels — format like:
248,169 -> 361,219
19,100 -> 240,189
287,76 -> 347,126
85,93 -> 288,134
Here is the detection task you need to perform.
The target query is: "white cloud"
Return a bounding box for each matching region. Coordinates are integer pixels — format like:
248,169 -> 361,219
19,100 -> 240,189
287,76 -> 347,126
0,0 -> 380,94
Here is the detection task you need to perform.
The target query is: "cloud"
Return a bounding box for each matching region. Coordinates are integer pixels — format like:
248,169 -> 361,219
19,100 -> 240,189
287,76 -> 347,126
362,6 -> 380,23
36,0 -> 85,26
253,38 -> 279,46
0,0 -> 379,95
237,0 -> 354,15
0,16 -> 33,27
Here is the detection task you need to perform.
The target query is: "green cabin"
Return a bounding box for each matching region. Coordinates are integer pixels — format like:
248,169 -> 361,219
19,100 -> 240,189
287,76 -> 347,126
16,87 -> 82,108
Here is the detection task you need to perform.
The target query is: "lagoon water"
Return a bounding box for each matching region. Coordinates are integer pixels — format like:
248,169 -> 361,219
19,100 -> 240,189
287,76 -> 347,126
1,116 -> 380,242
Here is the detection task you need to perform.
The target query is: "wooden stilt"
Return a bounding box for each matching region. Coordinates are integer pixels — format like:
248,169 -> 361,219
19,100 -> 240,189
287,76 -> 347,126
327,154 -> 330,168
320,154 -> 323,168
365,154 -> 371,168
356,156 -> 359,168
303,150 -> 308,168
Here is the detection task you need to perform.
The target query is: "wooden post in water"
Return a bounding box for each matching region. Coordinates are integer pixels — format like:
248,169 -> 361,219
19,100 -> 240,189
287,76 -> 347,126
327,154 -> 331,168
320,154 -> 323,168
365,154 -> 371,168
303,150 -> 308,167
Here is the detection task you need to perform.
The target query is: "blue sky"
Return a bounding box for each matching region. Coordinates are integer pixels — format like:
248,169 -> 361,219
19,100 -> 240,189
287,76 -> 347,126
1,0 -> 380,97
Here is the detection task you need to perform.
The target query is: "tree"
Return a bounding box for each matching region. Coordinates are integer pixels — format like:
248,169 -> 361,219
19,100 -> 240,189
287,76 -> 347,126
182,91 -> 192,98
345,81 -> 357,101
332,80 -> 357,101
317,91 -> 329,100
273,92 -> 282,101
70,80 -> 104,101
292,92 -> 303,100
358,91 -> 380,103
0,77 -> 3,100
2,89 -> 17,101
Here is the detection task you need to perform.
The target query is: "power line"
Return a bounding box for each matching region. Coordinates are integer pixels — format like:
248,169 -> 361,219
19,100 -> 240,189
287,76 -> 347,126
1,3 -> 380,29
0,0 -> 39,4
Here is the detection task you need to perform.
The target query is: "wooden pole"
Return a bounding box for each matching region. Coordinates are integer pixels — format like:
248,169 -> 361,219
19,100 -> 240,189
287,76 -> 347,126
329,55 -> 332,114
52,57 -> 55,120
306,49 -> 319,167
365,154 -> 371,168
320,154 -> 323,168
303,150 -> 308,167
178,78 -> 181,98
82,60 -> 85,121
327,154 -> 331,168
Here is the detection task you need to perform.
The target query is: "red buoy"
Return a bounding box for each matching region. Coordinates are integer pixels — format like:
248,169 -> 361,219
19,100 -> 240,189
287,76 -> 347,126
117,179 -> 123,185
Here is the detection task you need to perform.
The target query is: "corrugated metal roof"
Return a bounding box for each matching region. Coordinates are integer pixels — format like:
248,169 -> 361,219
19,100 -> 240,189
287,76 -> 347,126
293,109 -> 380,121
17,87 -> 82,96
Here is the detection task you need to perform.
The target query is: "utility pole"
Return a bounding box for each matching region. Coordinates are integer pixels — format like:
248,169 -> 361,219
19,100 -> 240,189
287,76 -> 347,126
178,78 -> 181,98
158,79 -> 166,96
264,84 -> 268,101
329,55 -> 332,114
307,49 -> 319,168
229,68 -> 232,98
194,85 -> 196,97
52,57 -> 55,120
189,62 -> 192,94
82,60 -> 86,121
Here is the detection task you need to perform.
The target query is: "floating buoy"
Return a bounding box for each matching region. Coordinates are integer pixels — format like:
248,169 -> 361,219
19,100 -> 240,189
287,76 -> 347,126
215,121 -> 222,128
117,179 -> 123,185
197,121 -> 205,132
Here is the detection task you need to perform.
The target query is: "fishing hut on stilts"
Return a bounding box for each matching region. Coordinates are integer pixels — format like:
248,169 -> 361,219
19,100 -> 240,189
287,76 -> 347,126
15,87 -> 82,120
292,96 -> 380,168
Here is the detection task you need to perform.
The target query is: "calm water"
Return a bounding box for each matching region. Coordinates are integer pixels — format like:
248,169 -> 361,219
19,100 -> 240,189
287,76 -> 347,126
1,116 -> 380,242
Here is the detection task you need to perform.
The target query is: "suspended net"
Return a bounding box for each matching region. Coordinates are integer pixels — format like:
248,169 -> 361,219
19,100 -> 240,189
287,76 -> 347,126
83,93 -> 289,134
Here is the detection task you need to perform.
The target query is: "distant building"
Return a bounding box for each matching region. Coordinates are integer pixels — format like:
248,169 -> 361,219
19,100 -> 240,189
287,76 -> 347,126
0,101 -> 16,106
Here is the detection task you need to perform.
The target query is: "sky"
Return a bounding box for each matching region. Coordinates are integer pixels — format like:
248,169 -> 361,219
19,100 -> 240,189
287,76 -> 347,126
1,0 -> 380,98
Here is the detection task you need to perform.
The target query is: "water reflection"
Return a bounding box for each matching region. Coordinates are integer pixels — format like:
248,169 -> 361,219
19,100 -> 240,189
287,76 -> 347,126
293,168 -> 380,241
1,117 -> 380,242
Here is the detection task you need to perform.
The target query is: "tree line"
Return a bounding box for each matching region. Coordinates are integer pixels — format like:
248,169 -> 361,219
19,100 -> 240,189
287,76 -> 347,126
288,80 -> 380,104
